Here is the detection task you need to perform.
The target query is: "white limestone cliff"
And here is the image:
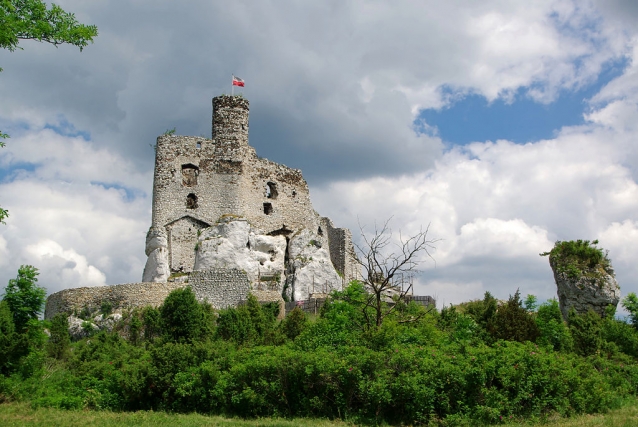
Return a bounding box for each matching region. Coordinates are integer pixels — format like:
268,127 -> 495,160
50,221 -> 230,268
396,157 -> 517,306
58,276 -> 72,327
285,229 -> 343,301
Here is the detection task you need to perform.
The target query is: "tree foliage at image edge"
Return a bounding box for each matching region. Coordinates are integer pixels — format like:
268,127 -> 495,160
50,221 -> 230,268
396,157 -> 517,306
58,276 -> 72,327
0,0 -> 97,53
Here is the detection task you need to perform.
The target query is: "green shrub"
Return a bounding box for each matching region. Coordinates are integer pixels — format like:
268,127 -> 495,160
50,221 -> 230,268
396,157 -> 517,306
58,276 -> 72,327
602,317 -> 638,358
160,287 -> 206,342
622,292 -> 638,329
100,300 -> 113,316
47,313 -> 70,359
0,300 -> 17,374
128,310 -> 142,345
490,290 -> 540,343
536,299 -> 572,351
569,309 -> 603,356
216,305 -> 255,344
281,307 -> 308,340
142,306 -> 161,341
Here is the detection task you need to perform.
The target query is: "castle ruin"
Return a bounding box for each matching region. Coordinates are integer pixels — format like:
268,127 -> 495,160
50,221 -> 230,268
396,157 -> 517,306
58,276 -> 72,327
45,95 -> 360,318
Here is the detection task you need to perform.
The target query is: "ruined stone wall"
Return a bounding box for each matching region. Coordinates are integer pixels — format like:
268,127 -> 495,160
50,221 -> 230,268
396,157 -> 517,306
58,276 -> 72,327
149,95 -> 322,274
44,282 -> 186,320
321,217 -> 361,284
188,269 -> 251,309
151,134 -> 242,236
235,156 -> 318,235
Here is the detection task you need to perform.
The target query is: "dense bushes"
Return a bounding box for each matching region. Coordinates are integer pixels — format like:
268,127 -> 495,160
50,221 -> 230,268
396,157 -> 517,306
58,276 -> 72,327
3,283 -> 638,425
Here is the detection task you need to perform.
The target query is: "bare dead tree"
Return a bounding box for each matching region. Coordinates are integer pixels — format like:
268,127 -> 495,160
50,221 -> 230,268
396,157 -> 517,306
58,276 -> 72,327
352,218 -> 439,329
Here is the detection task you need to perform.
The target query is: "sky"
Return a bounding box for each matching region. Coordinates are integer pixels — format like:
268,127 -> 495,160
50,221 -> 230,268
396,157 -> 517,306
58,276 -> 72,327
1,0 -> 638,311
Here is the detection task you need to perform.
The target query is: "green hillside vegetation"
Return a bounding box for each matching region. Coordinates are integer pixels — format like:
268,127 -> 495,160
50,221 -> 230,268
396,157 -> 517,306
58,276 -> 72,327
4,266 -> 638,425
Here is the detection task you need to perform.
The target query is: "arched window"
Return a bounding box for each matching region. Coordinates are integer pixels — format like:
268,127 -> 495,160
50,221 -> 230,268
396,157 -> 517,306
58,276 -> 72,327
182,164 -> 199,186
186,193 -> 198,209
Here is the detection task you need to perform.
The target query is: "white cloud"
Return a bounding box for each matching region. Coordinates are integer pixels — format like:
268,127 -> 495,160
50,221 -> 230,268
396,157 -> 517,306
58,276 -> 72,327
0,121 -> 151,295
23,239 -> 107,289
1,0 -> 638,310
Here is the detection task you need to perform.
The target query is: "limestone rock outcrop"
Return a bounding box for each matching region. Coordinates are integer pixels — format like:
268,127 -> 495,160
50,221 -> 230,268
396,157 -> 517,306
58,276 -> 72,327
193,218 -> 342,301
194,218 -> 286,289
285,229 -> 342,301
550,263 -> 620,319
67,313 -> 123,340
142,227 -> 170,282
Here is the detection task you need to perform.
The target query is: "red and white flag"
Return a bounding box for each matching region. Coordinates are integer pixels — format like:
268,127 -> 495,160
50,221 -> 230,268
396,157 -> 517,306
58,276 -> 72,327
232,75 -> 245,87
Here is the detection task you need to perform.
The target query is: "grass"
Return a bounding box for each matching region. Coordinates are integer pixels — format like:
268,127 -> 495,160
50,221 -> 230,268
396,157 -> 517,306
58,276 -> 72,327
1,399 -> 638,426
0,401 -> 352,427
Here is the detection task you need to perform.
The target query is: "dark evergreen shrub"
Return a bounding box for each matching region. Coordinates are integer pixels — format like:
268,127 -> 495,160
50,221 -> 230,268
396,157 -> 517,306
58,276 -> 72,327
490,290 -> 540,343
282,307 -> 308,340
0,300 -> 16,374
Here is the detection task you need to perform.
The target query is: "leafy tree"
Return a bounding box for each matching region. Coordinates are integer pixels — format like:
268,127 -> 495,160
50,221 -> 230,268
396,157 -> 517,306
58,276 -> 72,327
463,292 -> 497,329
535,299 -> 572,351
128,310 -> 143,345
0,0 -> 97,53
142,306 -> 161,341
216,305 -> 255,344
46,312 -> 70,359
622,292 -> 638,329
490,289 -> 540,343
160,287 -> 206,342
524,294 -> 538,312
2,264 -> 45,332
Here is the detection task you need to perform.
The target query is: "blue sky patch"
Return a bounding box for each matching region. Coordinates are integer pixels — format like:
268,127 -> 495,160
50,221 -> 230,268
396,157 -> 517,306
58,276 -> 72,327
417,58 -> 628,146
44,116 -> 91,141
0,162 -> 38,182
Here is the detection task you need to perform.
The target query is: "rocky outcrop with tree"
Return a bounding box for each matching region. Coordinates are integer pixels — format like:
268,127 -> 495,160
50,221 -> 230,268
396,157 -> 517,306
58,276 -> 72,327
542,240 -> 620,319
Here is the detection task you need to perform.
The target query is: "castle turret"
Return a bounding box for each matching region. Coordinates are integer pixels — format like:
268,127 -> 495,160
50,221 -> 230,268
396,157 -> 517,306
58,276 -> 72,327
212,95 -> 250,159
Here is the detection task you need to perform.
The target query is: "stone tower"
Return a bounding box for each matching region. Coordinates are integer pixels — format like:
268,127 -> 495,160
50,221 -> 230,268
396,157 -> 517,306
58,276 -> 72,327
142,95 -> 360,301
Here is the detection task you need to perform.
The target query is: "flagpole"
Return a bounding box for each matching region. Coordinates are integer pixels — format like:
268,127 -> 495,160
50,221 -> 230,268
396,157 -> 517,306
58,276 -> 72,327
231,74 -> 234,96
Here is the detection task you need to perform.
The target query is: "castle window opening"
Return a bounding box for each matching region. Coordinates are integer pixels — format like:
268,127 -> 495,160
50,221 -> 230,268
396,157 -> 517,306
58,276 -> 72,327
292,190 -> 296,198
182,164 -> 199,187
318,226 -> 323,236
266,182 -> 278,199
196,142 -> 201,149
186,193 -> 198,209
263,202 -> 273,215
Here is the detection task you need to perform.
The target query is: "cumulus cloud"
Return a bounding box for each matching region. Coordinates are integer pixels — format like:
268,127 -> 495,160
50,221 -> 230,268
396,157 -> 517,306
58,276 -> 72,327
312,100 -> 638,304
23,239 -> 107,289
0,0 -> 630,181
1,0 -> 638,310
0,121 -> 151,295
